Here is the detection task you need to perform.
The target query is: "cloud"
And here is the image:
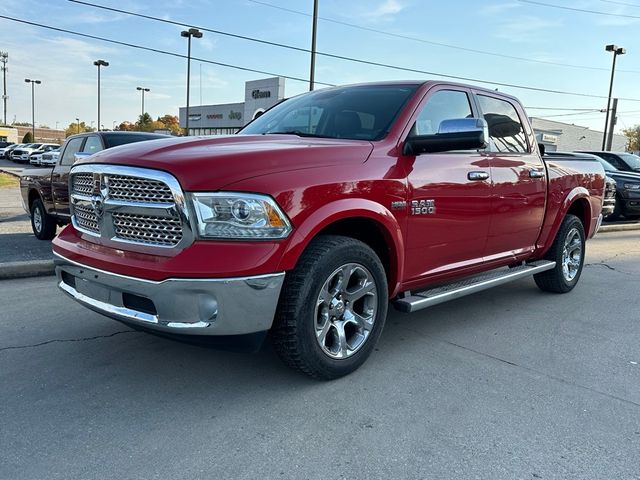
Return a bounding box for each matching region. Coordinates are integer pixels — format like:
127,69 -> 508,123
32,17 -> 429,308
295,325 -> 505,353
364,0 -> 406,20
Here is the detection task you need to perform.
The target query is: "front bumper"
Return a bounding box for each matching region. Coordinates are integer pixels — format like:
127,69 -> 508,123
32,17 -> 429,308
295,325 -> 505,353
54,253 -> 285,336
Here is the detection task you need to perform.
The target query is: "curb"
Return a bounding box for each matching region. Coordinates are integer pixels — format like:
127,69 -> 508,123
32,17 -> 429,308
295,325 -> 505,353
0,260 -> 55,280
0,167 -> 21,179
599,223 -> 640,233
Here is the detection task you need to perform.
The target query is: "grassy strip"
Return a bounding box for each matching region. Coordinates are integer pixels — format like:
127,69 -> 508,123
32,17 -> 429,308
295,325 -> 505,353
0,172 -> 19,188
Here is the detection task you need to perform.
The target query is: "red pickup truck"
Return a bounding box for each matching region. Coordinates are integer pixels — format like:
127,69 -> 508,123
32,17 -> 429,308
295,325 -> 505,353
53,81 -> 605,379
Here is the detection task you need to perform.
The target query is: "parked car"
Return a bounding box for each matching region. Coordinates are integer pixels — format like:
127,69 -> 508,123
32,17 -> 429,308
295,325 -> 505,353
577,151 -> 640,174
20,131 -> 169,240
3,143 -> 25,160
0,141 -> 15,158
570,151 -> 640,219
546,152 -> 618,219
39,150 -> 60,167
51,81 -> 605,379
29,145 -> 60,166
11,143 -> 43,163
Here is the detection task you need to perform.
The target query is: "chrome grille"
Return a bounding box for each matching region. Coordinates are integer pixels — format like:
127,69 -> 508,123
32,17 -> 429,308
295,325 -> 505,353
112,212 -> 182,246
74,204 -> 100,234
108,175 -> 174,203
70,165 -> 190,253
73,173 -> 94,196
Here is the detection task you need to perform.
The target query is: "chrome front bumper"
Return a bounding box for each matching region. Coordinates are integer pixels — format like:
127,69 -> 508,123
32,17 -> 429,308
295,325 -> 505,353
54,253 -> 285,336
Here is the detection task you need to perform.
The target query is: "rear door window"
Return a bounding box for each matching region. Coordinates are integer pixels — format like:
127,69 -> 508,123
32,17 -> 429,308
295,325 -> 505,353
477,95 -> 529,153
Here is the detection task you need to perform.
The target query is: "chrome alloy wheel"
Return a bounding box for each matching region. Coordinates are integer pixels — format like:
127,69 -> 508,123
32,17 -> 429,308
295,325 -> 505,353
315,263 -> 378,359
562,227 -> 582,282
33,205 -> 43,233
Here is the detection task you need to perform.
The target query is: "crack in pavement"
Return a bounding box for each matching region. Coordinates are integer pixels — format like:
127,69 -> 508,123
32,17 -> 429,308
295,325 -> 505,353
585,262 -> 638,277
0,330 -> 138,353
400,325 -> 640,409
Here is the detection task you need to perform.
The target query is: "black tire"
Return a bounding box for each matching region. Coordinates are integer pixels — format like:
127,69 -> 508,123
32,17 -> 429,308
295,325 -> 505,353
271,235 -> 388,380
534,214 -> 585,293
30,198 -> 57,240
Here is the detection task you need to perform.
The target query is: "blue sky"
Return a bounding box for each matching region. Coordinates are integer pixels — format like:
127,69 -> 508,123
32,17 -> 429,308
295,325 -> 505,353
0,0 -> 639,133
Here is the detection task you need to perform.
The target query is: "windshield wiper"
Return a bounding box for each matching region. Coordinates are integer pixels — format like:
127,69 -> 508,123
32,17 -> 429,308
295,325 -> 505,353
265,130 -> 331,138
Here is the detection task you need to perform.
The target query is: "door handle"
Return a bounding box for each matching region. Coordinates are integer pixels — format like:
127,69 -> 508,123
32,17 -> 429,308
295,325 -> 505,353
529,169 -> 545,178
468,171 -> 490,181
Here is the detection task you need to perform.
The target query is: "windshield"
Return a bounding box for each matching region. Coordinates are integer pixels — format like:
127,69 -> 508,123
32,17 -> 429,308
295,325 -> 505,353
619,153 -> 640,170
239,84 -> 419,141
594,157 -> 617,172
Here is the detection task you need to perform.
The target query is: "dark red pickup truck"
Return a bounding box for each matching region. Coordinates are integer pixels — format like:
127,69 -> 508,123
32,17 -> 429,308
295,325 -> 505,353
52,81 -> 605,379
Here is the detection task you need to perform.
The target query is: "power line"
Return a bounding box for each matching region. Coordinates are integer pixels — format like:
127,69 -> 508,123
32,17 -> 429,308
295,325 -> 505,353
596,0 -> 640,7
58,4 -> 640,102
0,15 -> 335,87
4,13 -> 640,103
246,0 -> 640,74
519,0 -> 640,18
526,106 -> 605,111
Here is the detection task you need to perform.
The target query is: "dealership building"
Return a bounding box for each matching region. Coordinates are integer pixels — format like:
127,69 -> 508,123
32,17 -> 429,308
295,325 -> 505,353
178,77 -> 285,136
530,117 -> 627,152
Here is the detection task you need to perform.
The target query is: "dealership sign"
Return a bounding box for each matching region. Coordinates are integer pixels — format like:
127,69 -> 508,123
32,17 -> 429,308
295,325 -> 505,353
251,89 -> 271,99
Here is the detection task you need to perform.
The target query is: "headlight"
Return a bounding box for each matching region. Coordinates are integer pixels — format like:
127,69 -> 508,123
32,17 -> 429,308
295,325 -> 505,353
191,192 -> 292,239
624,183 -> 640,190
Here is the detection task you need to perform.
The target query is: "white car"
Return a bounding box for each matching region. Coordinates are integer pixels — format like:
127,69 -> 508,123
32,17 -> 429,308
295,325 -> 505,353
27,144 -> 59,165
39,150 -> 60,167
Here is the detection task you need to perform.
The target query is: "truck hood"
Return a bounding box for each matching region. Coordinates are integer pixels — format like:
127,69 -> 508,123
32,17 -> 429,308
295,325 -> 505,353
78,135 -> 374,190
607,170 -> 640,183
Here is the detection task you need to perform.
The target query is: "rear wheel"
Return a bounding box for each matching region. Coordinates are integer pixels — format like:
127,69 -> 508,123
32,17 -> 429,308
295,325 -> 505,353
271,235 -> 388,380
534,214 -> 585,293
30,198 -> 57,240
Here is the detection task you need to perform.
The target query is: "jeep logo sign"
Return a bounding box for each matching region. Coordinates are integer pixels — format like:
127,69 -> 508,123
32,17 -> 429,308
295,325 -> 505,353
251,89 -> 271,99
229,111 -> 242,121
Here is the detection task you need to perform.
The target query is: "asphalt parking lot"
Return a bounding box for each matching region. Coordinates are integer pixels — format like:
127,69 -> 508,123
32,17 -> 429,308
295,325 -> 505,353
1,230 -> 638,480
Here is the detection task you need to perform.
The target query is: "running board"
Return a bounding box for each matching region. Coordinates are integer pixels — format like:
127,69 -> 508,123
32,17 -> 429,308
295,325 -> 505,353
394,260 -> 556,313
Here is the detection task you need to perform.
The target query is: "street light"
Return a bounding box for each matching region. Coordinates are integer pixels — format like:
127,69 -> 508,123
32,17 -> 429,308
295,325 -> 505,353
136,86 -> 150,119
76,117 -> 80,134
181,28 -> 203,136
24,78 -> 41,141
1,51 -> 8,126
309,0 -> 318,91
602,44 -> 625,150
93,59 -> 109,131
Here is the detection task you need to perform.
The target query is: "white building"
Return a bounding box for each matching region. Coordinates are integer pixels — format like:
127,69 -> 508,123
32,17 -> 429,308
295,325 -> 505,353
179,77 -> 285,136
531,117 -> 627,152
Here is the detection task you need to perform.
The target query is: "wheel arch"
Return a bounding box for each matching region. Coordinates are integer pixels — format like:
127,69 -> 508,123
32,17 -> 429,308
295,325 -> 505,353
536,187 -> 593,257
278,199 -> 405,298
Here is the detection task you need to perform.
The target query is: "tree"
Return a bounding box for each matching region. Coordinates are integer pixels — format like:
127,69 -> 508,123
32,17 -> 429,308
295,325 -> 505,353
13,121 -> 32,127
623,125 -> 640,151
158,114 -> 181,136
22,132 -> 33,143
64,121 -> 95,138
116,121 -> 135,131
135,113 -> 153,131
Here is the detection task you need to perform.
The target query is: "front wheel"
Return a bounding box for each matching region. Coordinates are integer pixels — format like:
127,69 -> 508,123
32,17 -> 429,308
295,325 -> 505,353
271,235 -> 388,380
30,198 -> 57,240
534,214 -> 585,293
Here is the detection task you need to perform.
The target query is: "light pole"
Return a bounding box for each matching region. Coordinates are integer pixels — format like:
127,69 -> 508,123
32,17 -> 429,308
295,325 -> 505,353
76,117 -> 80,134
136,86 -> 150,119
181,28 -> 203,136
1,51 -> 7,126
24,78 -> 41,142
93,59 -> 109,131
309,0 -> 318,91
602,44 -> 625,150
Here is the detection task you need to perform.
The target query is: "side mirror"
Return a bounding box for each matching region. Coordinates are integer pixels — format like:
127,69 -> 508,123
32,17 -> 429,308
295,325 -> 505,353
73,152 -> 92,163
403,118 -> 489,155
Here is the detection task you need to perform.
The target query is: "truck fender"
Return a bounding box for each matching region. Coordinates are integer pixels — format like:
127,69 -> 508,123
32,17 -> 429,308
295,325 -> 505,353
537,186 -> 592,257
278,198 -> 405,297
